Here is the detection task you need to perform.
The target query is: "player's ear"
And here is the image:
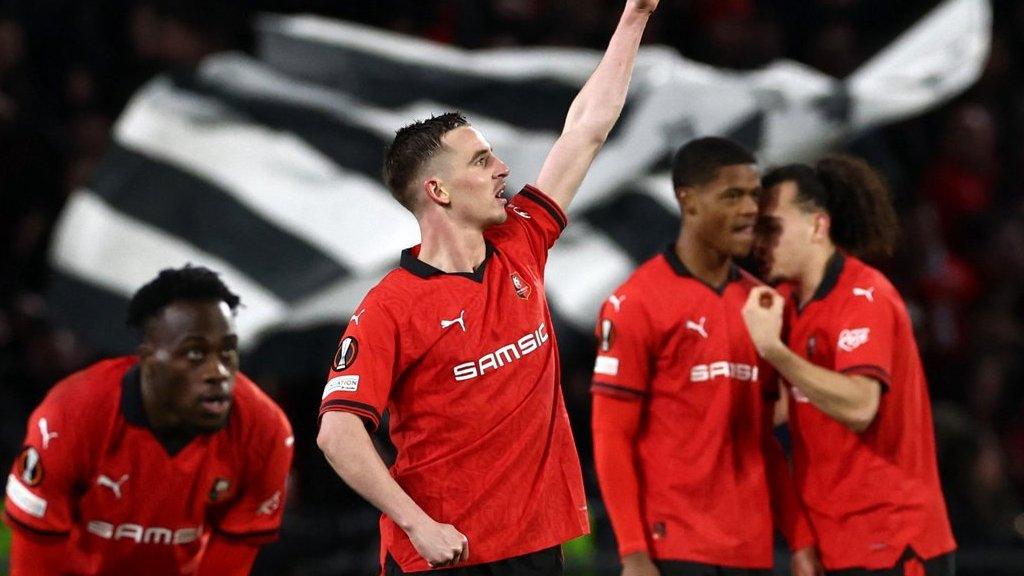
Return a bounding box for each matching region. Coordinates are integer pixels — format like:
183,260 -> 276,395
812,211 -> 831,242
424,177 -> 451,207
676,186 -> 698,216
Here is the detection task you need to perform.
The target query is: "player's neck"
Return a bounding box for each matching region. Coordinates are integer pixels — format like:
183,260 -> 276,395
674,235 -> 731,287
796,244 -> 837,306
417,216 -> 488,274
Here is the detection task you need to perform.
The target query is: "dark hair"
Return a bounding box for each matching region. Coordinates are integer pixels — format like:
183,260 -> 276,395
382,112 -> 469,211
671,137 -> 756,189
762,154 -> 898,258
127,265 -> 241,330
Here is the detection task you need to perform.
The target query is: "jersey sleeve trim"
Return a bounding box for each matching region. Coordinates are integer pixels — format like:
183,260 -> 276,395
3,510 -> 70,537
319,399 -> 382,431
840,364 -> 892,391
520,185 -> 567,230
591,381 -> 646,400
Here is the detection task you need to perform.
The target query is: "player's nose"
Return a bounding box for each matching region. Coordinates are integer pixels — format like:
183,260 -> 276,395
493,155 -> 510,179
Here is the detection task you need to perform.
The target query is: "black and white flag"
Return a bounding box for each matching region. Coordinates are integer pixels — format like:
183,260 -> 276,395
48,0 -> 990,353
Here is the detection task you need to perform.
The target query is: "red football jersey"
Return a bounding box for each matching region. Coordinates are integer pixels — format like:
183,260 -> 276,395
591,249 -> 778,568
319,185 -> 588,573
782,253 -> 956,570
3,357 -> 293,576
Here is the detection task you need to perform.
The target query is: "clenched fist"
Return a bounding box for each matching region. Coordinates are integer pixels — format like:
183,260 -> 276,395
741,286 -> 786,359
406,517 -> 469,569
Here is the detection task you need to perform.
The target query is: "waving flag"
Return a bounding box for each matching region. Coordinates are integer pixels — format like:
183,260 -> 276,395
48,0 -> 991,353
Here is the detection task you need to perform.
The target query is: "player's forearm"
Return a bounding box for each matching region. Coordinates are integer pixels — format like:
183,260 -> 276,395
762,344 -> 880,432
563,5 -> 650,142
594,430 -> 649,556
317,412 -> 431,532
536,3 -> 653,210
592,395 -> 649,556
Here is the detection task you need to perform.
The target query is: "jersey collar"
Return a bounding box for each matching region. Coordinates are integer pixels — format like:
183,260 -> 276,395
808,250 -> 846,304
400,243 -> 495,283
121,365 -> 148,427
795,250 -> 847,313
662,244 -> 740,295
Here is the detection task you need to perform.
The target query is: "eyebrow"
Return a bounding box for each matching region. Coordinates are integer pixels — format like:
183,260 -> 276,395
721,186 -> 760,194
469,149 -> 491,164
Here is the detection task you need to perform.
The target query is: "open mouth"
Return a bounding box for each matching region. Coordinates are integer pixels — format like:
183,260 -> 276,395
495,184 -> 508,204
732,223 -> 755,237
199,396 -> 232,417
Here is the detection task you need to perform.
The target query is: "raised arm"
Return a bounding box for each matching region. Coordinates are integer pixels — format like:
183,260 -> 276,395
535,0 -> 659,211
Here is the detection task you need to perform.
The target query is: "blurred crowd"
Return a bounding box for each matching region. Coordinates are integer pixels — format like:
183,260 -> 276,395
2,0 -> 1024,574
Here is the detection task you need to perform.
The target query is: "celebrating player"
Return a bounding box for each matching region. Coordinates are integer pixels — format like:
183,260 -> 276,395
3,265 -> 294,576
315,1 -> 660,574
741,157 -> 956,575
591,137 -> 818,576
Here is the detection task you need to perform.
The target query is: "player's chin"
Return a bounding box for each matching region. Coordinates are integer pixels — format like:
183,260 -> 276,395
730,237 -> 755,257
487,208 -> 508,226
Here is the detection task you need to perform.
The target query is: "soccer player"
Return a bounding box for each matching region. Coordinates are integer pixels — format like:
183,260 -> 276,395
741,156 -> 957,575
315,1 -> 660,573
591,137 -> 819,576
3,266 -> 294,576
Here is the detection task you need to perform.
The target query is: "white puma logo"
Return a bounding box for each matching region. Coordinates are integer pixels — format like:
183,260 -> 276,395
686,317 -> 708,339
38,418 -> 59,449
440,310 -> 466,332
350,308 -> 366,325
853,287 -> 874,302
608,294 -> 626,312
97,474 -> 129,499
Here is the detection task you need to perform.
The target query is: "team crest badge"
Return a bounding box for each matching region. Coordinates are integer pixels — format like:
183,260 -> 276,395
209,477 -> 231,502
16,447 -> 43,486
510,272 -> 531,299
334,336 -> 359,370
806,336 -> 817,357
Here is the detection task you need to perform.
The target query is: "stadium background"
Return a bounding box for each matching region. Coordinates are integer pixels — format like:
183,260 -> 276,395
1,0 -> 1023,574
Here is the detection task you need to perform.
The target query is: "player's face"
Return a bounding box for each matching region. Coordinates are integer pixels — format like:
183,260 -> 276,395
756,181 -> 817,282
141,300 -> 240,434
687,163 -> 761,258
440,125 -> 510,229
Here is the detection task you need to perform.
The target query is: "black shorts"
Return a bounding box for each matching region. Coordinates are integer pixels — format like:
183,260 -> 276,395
826,550 -> 955,576
653,560 -> 772,576
383,546 -> 563,575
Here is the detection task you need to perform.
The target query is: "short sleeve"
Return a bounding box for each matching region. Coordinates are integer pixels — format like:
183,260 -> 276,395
4,401 -> 79,537
830,293 -> 896,390
318,294 -> 399,431
486,185 -> 568,271
590,290 -> 653,401
213,403 -> 293,544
